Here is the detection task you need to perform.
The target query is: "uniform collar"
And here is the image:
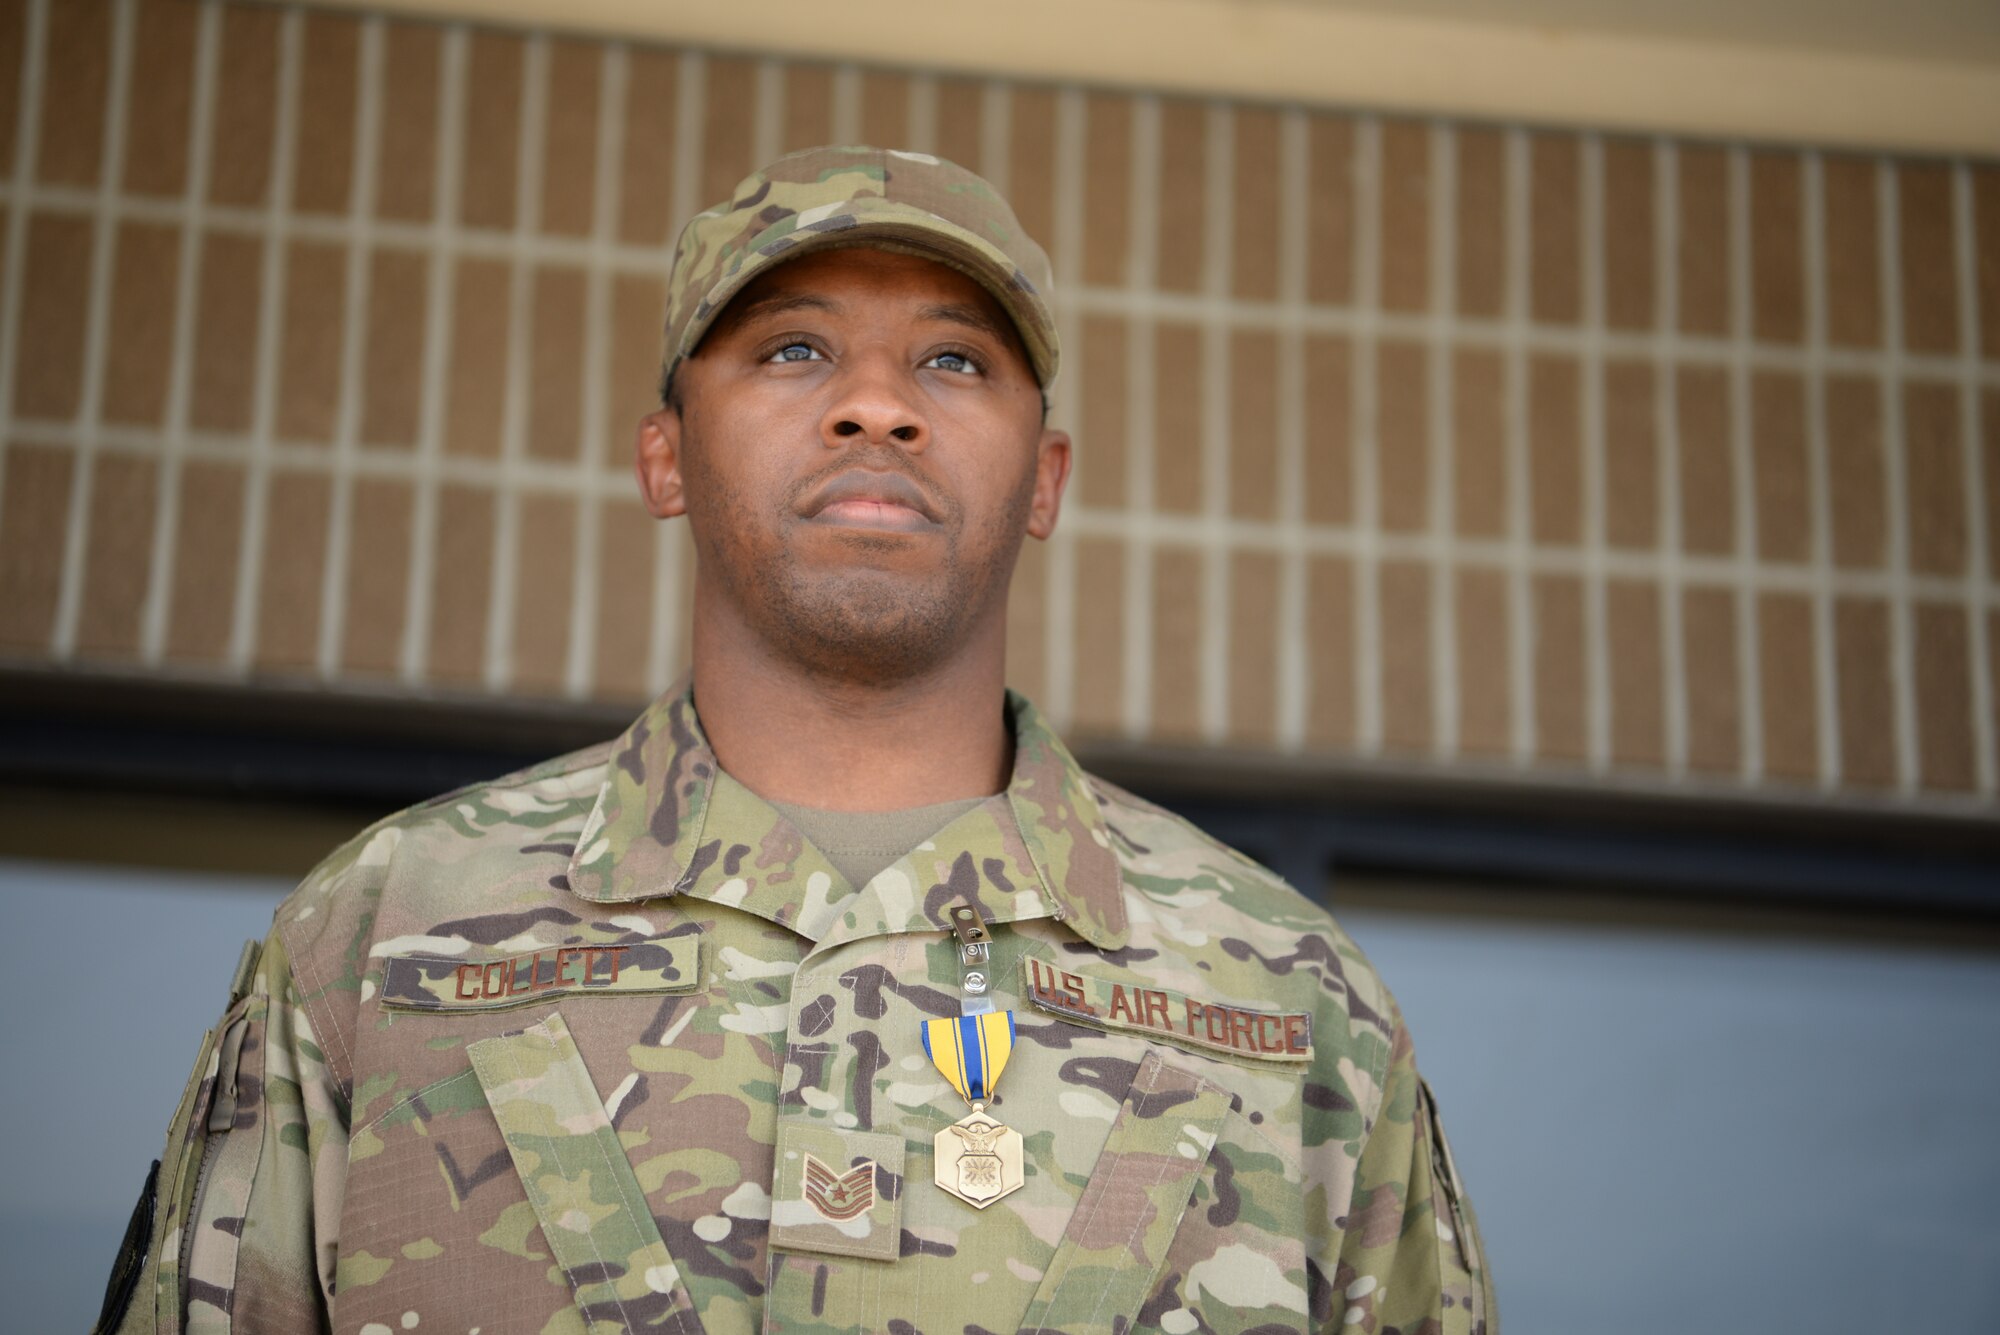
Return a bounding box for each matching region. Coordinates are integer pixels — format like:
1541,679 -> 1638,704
566,679 -> 1129,951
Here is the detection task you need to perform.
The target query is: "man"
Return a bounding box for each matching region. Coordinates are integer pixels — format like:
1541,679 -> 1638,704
99,146 -> 1493,1335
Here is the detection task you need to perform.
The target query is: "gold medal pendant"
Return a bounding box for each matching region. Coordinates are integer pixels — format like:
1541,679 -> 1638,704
921,1012 -> 1026,1209
935,1103 -> 1024,1208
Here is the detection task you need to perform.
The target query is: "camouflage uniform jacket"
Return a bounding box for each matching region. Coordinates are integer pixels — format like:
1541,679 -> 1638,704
106,684 -> 1494,1335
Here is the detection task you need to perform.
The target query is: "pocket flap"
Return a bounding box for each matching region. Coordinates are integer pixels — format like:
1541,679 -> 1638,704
1017,1050 -> 1236,1335
468,1012 -> 705,1334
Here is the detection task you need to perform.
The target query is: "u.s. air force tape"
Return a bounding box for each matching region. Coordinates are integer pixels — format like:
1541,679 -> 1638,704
1022,956 -> 1312,1062
381,937 -> 701,1013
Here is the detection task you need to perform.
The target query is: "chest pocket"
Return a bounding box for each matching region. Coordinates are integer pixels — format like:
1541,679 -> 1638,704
1016,1051 -> 1236,1334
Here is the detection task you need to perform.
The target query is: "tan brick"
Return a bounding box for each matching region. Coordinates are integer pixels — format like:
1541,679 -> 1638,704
607,272 -> 668,465
1154,323 -> 1202,514
1534,572 -> 1586,761
1158,100 -> 1206,294
540,39 -> 601,237
1305,555 -> 1355,748
1379,119 -> 1430,315
1151,546 -> 1204,742
1531,133 -> 1580,325
782,65 -> 833,160
1602,137 -> 1655,332
1380,560 -> 1431,754
1529,356 -> 1581,545
1678,146 -> 1729,337
1677,365 -> 1734,556
1369,341 -> 1421,532
700,57 -> 756,211
15,213 -> 92,420
103,222 -> 181,427
1607,579 -> 1664,768
618,47 -> 679,246
1454,565 -> 1510,756
1083,94 -> 1132,289
860,71 -> 908,160
253,471 -> 329,671
1306,113 -> 1354,308
165,460 -> 244,664
291,12 -> 358,215
376,21 -> 441,222
341,477 -> 413,675
74,452 -> 157,658
361,248 -> 429,449
36,0 -> 110,187
1821,155 -> 1881,349
1455,128 -> 1504,319
122,0 -> 197,197
1005,535 -> 1048,708
1834,596 -> 1895,788
1078,316 -> 1128,510
1913,602 -> 1976,792
1681,585 -> 1740,774
1903,381 -> 1966,577
1758,592 -> 1818,783
1898,162 -> 1959,356
446,256 -> 511,458
1976,167 -> 2000,361
209,5 -> 279,208
1452,346 -> 1505,540
512,492 -> 575,694
1232,108 -> 1281,303
528,267 -> 587,462
275,241 -> 346,444
1009,89 -> 1058,274
592,498 -> 656,702
428,483 -> 494,684
1749,151 -> 1804,345
1751,371 -> 1809,563
0,445 -> 73,648
461,30 -> 524,230
1228,552 -> 1280,747
1826,376 -> 1886,569
1604,360 -> 1656,549
1303,335 -> 1351,525
1070,538 -> 1125,735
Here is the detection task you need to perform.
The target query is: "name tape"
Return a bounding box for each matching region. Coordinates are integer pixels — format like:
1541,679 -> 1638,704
382,937 -> 701,1013
1021,957 -> 1312,1063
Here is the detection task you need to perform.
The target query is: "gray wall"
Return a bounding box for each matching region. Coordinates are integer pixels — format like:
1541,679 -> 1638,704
9,858 -> 2000,1332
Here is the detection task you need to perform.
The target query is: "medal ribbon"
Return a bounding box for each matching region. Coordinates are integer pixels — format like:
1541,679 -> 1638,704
921,1011 -> 1015,1105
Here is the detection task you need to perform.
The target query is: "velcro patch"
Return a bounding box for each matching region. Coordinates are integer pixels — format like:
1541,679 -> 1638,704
382,937 -> 701,1013
1022,956 -> 1312,1063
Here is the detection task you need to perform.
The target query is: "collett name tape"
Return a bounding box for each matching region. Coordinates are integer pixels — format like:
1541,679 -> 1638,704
1021,957 -> 1312,1062
380,937 -> 701,1012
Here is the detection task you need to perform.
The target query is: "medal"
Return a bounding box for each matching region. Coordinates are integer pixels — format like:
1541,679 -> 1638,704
922,1011 -> 1026,1208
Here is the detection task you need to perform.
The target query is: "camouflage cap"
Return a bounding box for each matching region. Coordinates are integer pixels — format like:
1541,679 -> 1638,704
662,146 -> 1059,392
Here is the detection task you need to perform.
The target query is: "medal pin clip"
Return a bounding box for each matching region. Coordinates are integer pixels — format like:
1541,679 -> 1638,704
951,904 -> 995,1017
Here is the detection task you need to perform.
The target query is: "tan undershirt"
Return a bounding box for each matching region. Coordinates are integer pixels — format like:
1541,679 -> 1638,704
767,795 -> 988,890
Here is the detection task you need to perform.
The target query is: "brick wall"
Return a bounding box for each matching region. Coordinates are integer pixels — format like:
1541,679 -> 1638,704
1,0 -> 1996,814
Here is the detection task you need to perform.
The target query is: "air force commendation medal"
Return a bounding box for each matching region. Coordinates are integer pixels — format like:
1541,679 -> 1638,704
921,1011 -> 1025,1208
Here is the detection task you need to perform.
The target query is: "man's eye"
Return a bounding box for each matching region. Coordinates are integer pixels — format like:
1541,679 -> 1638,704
767,342 -> 821,364
926,351 -> 979,375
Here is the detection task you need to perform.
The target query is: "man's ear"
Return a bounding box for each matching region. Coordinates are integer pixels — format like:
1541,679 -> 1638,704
635,408 -> 687,520
1024,428 -> 1072,541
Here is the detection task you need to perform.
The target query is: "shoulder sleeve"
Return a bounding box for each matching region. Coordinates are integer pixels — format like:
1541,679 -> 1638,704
97,925 -> 345,1334
1330,1002 -> 1497,1335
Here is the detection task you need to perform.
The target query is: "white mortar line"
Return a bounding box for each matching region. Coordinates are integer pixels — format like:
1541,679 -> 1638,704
1580,132 -> 1611,772
482,33 -> 549,693
1503,126 -> 1535,764
1877,157 -> 1919,795
399,22 -> 467,685
1656,138 -> 1688,779
315,14 -> 385,680
50,0 -> 137,660
563,41 -> 626,701
1726,145 -> 1764,784
1274,107 -> 1309,752
1199,100 -> 1231,744
0,0 -> 50,526
1951,160 -> 1994,796
1428,119 -> 1458,762
138,0 -> 222,665
227,7 -> 303,673
1802,150 -> 1841,790
1121,95 -> 1159,740
1353,114 -> 1383,756
1045,84 -> 1084,727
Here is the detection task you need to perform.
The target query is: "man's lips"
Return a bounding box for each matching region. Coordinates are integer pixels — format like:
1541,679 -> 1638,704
799,469 -> 943,532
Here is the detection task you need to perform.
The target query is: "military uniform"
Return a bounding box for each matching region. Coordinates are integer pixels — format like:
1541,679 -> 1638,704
102,687 -> 1492,1334
100,146 -> 1493,1334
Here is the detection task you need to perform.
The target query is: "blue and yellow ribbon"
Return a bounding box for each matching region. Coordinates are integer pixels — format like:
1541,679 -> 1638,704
921,1011 -> 1016,1105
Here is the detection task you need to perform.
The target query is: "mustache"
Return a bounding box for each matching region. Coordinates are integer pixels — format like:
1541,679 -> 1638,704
793,456 -> 950,524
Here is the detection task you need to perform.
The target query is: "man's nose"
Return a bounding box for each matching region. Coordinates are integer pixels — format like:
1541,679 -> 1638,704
821,356 -> 928,451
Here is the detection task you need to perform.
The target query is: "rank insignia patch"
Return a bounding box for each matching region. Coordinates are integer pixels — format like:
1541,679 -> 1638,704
801,1153 -> 876,1222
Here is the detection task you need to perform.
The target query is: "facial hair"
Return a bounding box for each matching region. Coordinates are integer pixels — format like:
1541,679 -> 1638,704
686,440 -> 1038,687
